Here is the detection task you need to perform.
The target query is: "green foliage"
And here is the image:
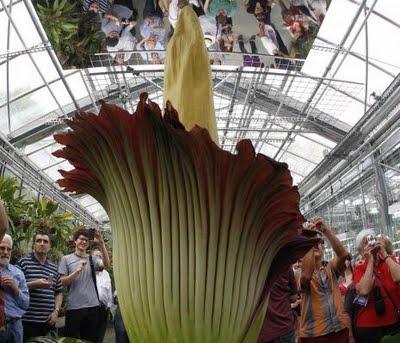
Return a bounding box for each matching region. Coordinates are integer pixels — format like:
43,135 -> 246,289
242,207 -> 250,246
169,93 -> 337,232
0,177 -> 30,261
0,176 -> 74,263
26,197 -> 75,263
32,0 -> 103,68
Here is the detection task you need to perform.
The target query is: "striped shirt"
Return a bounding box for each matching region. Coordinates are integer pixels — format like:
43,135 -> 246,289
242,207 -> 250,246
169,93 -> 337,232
82,0 -> 111,13
299,261 -> 350,338
16,254 -> 63,323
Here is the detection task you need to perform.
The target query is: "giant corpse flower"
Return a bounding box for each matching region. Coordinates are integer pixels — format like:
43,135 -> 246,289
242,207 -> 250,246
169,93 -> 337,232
53,95 -> 317,342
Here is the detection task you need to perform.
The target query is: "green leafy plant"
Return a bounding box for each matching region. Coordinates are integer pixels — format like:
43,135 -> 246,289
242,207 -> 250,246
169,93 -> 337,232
33,0 -> 103,68
35,0 -> 80,50
0,177 -> 30,261
26,197 -> 75,263
0,176 -> 75,263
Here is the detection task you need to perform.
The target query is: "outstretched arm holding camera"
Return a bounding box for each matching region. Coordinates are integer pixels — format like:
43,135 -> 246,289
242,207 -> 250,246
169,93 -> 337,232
312,217 -> 349,271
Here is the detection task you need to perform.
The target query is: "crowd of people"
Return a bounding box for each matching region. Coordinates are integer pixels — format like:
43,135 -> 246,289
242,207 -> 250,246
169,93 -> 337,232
1,190 -> 400,342
1,201 -> 400,342
0,200 -> 119,342
259,218 -> 400,343
78,0 -> 328,67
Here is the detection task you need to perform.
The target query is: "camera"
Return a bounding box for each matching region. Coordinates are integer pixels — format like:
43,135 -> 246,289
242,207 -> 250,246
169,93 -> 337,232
366,234 -> 376,247
87,228 -> 96,241
366,234 -> 381,254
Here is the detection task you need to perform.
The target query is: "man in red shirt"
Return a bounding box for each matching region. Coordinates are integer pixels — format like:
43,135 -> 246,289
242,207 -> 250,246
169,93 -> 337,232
353,231 -> 400,342
258,267 -> 299,343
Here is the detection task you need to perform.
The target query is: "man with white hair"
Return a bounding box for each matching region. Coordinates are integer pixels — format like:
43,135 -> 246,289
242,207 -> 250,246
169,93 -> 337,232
0,234 -> 30,342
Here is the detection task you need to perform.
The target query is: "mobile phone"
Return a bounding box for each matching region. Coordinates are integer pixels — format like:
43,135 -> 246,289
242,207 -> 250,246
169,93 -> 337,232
48,273 -> 54,284
87,228 -> 95,241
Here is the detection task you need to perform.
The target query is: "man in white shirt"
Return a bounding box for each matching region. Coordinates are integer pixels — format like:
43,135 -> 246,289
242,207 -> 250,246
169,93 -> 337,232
92,249 -> 113,342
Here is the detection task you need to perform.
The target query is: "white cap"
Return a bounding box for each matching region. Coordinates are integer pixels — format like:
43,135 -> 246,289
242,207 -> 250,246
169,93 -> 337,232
355,228 -> 376,251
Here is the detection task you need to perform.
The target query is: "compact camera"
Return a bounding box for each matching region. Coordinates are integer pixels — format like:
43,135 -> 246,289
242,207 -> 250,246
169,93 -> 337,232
366,234 -> 381,254
87,228 -> 96,241
366,234 -> 376,247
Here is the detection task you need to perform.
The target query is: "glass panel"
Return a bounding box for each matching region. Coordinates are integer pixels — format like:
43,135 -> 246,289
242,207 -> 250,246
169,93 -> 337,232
31,51 -> 60,81
26,142 -> 62,170
24,138 -> 57,155
6,54 -> 46,97
77,195 -> 99,208
0,11 -> 9,52
344,187 -> 365,233
48,80 -> 74,107
362,177 -> 381,231
330,200 -> 347,233
4,87 -> 58,132
9,2 -> 42,48
285,135 -> 327,164
385,161 -> 400,241
44,160 -> 73,181
278,152 -> 315,177
65,72 -> 89,101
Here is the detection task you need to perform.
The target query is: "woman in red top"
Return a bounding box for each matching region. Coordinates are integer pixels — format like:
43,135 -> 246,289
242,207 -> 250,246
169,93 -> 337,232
353,231 -> 400,343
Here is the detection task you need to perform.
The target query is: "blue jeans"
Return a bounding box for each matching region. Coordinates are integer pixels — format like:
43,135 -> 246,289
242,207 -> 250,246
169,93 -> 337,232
114,306 -> 130,343
271,331 -> 296,343
0,319 -> 23,343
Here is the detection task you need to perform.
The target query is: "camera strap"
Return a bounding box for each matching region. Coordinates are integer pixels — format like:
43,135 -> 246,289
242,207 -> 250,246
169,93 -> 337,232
374,271 -> 400,317
89,255 -> 102,306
